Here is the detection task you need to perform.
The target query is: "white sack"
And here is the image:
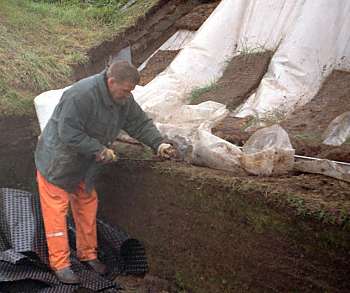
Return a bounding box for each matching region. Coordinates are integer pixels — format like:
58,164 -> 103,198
241,125 -> 295,175
192,129 -> 243,172
34,86 -> 71,131
323,112 -> 350,146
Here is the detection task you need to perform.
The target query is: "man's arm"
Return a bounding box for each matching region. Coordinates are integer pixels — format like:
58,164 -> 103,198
123,97 -> 163,151
57,95 -> 105,157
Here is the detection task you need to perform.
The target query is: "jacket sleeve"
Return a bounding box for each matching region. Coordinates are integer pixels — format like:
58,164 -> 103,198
57,94 -> 105,157
123,97 -> 163,151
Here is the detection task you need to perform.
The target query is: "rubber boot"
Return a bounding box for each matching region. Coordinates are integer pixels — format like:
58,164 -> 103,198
55,267 -> 80,284
83,259 -> 108,275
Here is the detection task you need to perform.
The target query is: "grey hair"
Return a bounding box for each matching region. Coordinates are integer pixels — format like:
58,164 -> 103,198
106,60 -> 140,85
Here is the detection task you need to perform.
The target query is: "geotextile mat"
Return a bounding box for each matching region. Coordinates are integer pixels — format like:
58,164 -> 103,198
0,188 -> 148,292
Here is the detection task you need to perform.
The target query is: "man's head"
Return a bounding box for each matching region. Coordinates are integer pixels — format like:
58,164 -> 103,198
106,60 -> 140,103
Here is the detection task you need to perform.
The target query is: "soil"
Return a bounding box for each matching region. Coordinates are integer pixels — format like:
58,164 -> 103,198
175,2 -> 220,31
139,50 -> 180,85
191,51 -> 273,110
97,160 -> 350,293
0,116 -> 39,191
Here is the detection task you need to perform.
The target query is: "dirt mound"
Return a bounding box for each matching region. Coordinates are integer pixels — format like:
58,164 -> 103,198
191,51 -> 273,109
139,50 -> 180,85
175,2 -> 219,31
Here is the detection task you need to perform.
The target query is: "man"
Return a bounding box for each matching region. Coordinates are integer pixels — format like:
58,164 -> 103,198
35,60 -> 176,284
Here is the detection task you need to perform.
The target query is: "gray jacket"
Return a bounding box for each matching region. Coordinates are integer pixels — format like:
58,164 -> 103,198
35,71 -> 163,192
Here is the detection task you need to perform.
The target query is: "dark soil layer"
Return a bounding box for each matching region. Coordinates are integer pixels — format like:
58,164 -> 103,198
97,160 -> 350,293
0,116 -> 39,191
175,2 -> 220,31
192,51 -> 273,110
139,50 -> 180,85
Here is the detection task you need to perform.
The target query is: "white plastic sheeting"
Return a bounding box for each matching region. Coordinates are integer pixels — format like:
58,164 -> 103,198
132,0 -> 242,122
241,125 -> 295,175
192,129 -> 243,172
236,0 -> 350,118
295,158 -> 350,183
323,112 -> 350,146
34,86 -> 71,131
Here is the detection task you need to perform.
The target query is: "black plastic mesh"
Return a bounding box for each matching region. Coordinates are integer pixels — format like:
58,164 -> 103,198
0,188 -> 148,292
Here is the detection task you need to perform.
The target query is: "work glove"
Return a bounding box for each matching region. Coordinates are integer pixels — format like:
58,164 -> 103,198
157,143 -> 177,159
96,148 -> 118,163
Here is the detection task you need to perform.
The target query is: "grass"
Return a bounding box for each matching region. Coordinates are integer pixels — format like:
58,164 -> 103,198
0,0 -> 159,115
236,37 -> 267,56
294,132 -> 321,143
189,82 -> 218,104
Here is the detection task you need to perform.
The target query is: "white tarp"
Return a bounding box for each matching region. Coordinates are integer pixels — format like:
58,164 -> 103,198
323,112 -> 350,146
236,0 -> 350,118
34,86 -> 71,131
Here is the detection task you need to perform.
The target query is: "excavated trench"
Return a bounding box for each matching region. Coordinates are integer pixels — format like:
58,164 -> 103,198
1,0 -> 350,292
96,160 -> 350,292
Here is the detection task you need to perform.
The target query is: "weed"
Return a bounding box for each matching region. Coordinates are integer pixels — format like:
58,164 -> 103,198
175,271 -> 188,293
344,137 -> 350,145
189,82 -> 218,104
236,37 -> 267,56
294,132 -> 321,142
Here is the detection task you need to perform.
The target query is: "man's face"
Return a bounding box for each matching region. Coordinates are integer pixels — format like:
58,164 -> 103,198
107,78 -> 135,102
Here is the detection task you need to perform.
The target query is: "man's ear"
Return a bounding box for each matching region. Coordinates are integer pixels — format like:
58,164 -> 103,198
107,77 -> 114,89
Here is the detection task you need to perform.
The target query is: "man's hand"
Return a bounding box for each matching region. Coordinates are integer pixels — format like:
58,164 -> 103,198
157,143 -> 177,159
96,148 -> 118,163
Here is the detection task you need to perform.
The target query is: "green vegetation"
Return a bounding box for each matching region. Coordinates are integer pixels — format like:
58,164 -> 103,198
237,37 -> 267,56
0,0 -> 159,115
294,132 -> 321,142
189,82 -> 218,104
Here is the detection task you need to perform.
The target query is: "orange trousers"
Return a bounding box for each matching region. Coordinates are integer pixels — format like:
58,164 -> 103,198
37,171 -> 98,271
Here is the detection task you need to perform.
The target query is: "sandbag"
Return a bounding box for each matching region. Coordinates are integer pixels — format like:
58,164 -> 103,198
323,112 -> 350,146
241,125 -> 295,175
192,129 -> 243,172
